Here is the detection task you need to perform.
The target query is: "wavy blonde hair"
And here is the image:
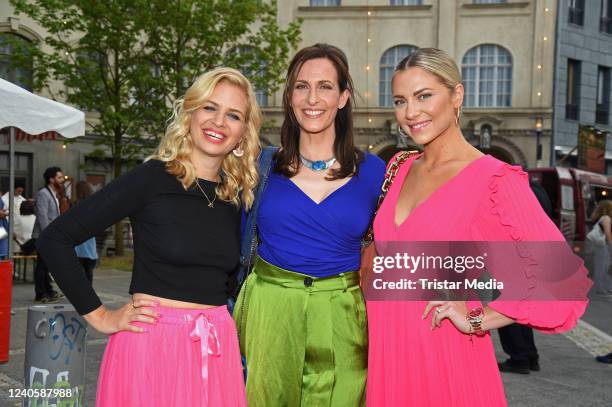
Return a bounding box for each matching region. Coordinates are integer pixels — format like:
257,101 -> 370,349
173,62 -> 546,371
151,67 -> 262,209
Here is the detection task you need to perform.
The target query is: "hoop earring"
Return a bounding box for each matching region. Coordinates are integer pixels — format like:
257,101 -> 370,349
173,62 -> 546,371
232,142 -> 244,157
455,107 -> 461,127
397,124 -> 409,138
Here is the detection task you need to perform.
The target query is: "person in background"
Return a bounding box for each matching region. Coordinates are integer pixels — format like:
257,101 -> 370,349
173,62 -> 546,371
591,199 -> 612,364
496,181 -> 552,375
32,166 -> 65,303
0,196 -> 8,260
589,200 -> 612,295
14,199 -> 36,254
1,180 -> 26,216
73,181 -> 98,284
56,181 -> 71,214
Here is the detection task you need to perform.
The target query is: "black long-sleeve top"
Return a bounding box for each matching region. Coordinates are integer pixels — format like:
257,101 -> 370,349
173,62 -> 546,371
37,159 -> 241,315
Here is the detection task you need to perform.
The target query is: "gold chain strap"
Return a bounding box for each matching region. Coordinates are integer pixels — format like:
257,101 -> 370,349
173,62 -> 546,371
363,150 -> 419,244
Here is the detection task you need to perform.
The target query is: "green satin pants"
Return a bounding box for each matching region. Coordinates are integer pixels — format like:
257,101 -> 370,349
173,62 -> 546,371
234,257 -> 367,407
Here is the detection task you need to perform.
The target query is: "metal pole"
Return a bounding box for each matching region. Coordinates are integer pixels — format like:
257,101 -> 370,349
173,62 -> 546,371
536,129 -> 543,167
8,127 -> 15,260
550,0 -> 561,167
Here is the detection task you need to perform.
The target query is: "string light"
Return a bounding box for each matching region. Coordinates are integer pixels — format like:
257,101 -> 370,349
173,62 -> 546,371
368,118 -> 373,123
544,7 -> 549,12
537,64 -> 543,70
543,36 -> 548,41
537,91 -> 542,96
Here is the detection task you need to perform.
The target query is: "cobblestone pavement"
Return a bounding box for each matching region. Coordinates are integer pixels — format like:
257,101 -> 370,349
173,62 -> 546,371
1,269 -> 611,406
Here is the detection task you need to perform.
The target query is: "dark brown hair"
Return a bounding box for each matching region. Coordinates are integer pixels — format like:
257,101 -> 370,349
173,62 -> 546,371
20,199 -> 35,216
75,181 -> 93,202
274,43 -> 363,179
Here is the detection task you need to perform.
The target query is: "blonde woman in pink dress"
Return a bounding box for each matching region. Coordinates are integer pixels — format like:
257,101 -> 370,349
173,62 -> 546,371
365,48 -> 592,406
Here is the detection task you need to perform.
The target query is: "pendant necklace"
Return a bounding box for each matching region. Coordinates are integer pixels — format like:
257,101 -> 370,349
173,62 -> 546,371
195,179 -> 217,208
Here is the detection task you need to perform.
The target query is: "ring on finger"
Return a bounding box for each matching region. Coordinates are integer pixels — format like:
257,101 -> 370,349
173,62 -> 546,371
132,301 -> 137,308
435,307 -> 441,314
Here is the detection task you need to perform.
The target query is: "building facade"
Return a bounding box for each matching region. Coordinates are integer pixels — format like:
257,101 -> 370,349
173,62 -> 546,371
552,0 -> 612,172
3,0 -> 599,196
263,0 -> 557,167
0,0 -> 115,197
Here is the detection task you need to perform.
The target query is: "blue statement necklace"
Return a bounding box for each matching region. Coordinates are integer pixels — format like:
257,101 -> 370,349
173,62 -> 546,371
300,155 -> 337,171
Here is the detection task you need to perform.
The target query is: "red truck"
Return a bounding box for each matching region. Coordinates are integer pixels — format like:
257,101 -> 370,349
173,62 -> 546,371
528,167 -> 612,242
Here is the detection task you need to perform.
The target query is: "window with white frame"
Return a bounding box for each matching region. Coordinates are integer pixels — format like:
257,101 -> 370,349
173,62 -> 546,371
310,0 -> 340,6
461,44 -> 512,107
390,0 -> 422,5
379,45 -> 417,107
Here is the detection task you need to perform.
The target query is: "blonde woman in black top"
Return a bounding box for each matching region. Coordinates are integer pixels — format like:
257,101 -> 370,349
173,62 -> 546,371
37,67 -> 261,406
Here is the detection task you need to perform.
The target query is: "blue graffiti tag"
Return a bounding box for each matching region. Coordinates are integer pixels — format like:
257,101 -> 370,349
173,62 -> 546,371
48,313 -> 87,365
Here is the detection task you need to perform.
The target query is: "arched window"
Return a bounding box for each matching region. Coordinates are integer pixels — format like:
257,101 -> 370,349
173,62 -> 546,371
0,33 -> 33,91
462,44 -> 512,107
228,46 -> 268,107
379,45 -> 417,107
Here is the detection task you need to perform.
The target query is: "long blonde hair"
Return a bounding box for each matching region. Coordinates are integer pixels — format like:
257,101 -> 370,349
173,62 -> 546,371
152,67 -> 261,209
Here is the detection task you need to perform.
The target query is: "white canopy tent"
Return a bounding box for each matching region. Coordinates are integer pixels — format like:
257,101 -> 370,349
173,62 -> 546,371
0,78 -> 85,258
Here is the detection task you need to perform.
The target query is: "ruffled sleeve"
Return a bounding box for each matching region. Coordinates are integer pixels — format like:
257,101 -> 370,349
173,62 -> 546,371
471,164 -> 592,333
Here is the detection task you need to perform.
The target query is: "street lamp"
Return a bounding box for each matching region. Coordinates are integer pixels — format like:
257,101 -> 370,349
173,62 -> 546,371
535,116 -> 543,167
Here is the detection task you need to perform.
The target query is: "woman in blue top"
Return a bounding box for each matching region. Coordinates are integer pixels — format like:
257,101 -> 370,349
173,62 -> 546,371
234,43 -> 385,406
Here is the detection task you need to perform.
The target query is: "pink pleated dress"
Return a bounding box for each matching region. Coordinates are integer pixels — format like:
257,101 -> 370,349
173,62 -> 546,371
366,153 -> 592,407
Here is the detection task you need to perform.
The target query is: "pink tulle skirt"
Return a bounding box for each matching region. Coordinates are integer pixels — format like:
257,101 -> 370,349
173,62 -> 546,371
96,305 -> 246,407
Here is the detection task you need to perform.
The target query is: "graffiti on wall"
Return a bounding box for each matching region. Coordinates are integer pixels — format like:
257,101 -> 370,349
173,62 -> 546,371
47,313 -> 86,365
28,367 -> 84,407
25,310 -> 87,407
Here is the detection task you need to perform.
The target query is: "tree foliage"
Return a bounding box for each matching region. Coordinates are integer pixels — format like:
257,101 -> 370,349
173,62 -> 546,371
10,0 -> 301,163
9,0 -> 301,254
